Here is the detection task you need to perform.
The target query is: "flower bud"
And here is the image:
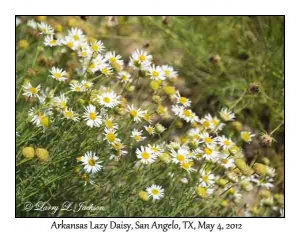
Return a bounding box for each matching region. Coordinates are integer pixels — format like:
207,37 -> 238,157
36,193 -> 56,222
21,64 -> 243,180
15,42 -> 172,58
18,40 -> 29,49
216,178 -> 227,188
138,191 -> 149,201
36,148 -> 49,162
220,200 -> 228,207
159,152 -> 171,164
259,133 -> 274,147
155,123 -> 166,133
235,158 -> 253,175
231,121 -> 243,131
248,83 -> 259,94
22,147 -> 35,158
175,120 -> 183,128
150,80 -> 161,91
260,190 -> 271,198
241,181 -> 253,191
55,24 -> 63,32
226,172 -> 239,183
180,177 -> 189,184
195,186 -> 208,198
163,85 -> 176,95
152,95 -> 161,104
209,55 -> 221,64
188,141 -> 198,150
253,163 -> 267,176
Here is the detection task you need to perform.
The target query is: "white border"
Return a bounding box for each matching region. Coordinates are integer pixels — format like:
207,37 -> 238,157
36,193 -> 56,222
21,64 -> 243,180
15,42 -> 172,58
1,0 -> 298,232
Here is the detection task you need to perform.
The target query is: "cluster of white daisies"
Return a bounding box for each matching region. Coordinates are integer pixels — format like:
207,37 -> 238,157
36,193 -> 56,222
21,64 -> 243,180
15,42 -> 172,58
20,20 -> 283,214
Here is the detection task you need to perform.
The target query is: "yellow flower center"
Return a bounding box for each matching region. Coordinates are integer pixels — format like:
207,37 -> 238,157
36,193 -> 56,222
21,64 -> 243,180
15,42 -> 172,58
73,35 -> 79,41
202,120 -> 210,127
53,72 -> 61,79
152,71 -> 159,77
105,120 -> 113,128
134,135 -> 141,141
223,140 -> 230,146
81,51 -> 87,57
182,162 -> 190,169
109,57 -> 116,63
202,175 -> 209,182
89,112 -> 97,120
139,55 -> 146,61
66,41 -> 73,48
88,158 -> 96,166
106,132 -> 115,142
102,67 -> 108,74
91,44 -> 99,51
164,70 -> 170,77
183,109 -> 192,117
143,114 -> 151,121
204,147 -> 212,155
204,137 -> 212,143
176,154 -> 185,162
40,116 -> 49,128
130,110 -> 137,117
141,151 -> 150,159
179,97 -> 187,104
241,132 -> 250,141
222,159 -> 228,164
50,40 -> 56,45
103,97 -> 111,103
89,63 -> 95,69
29,87 -> 38,94
64,111 -> 73,118
75,87 -> 81,92
151,189 -> 159,195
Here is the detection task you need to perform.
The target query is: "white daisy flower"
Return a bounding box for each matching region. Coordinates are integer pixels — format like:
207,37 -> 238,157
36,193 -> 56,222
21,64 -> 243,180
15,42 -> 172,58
62,36 -> 79,50
22,82 -> 41,98
180,160 -> 196,173
70,82 -> 84,92
49,67 -> 67,82
68,28 -> 86,44
241,131 -> 255,143
147,144 -> 164,156
148,65 -> 165,80
127,105 -> 144,122
131,129 -> 146,142
27,19 -> 37,29
219,108 -> 235,121
199,169 -> 215,187
28,107 -> 52,129
117,71 -> 132,83
202,145 -> 218,161
37,22 -> 54,35
77,45 -> 93,59
83,104 -> 102,128
53,93 -> 68,109
90,40 -> 105,53
136,146 -> 157,164
44,35 -> 60,47
162,65 -> 178,80
105,51 -> 124,69
81,151 -> 103,174
63,108 -> 79,122
129,49 -> 152,70
81,80 -> 93,91
192,148 -> 204,160
144,125 -> 156,135
218,154 -> 235,169
251,176 -> 274,189
99,63 -> 113,76
104,117 -> 119,130
146,184 -> 164,200
98,91 -> 120,108
200,132 -> 217,145
175,91 -> 191,107
170,147 -> 189,164
104,128 -> 120,144
216,135 -> 233,150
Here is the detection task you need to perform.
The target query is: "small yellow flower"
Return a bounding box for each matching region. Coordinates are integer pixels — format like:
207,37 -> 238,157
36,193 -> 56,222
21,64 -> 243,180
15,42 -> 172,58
22,147 -> 35,158
36,148 -> 49,162
18,40 -> 29,49
138,191 -> 149,201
